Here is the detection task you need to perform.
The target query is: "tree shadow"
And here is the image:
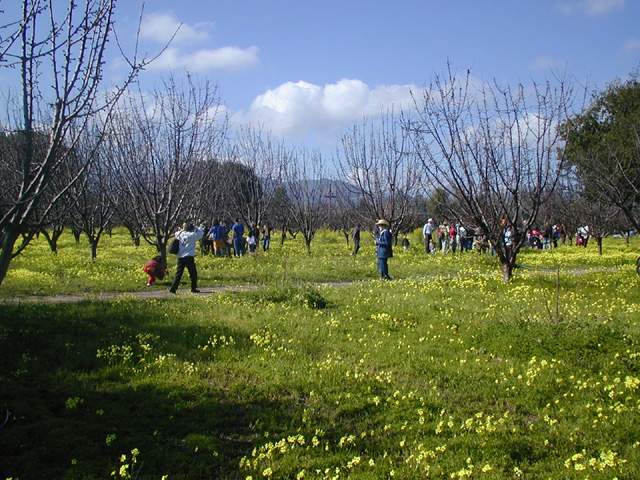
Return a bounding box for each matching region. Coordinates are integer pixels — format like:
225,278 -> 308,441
0,301 -> 301,479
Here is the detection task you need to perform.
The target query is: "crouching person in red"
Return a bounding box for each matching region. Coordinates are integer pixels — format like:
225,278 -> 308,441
143,256 -> 167,286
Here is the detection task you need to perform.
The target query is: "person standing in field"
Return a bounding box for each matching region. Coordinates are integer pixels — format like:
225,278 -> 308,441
169,223 -> 203,294
261,222 -> 272,251
247,224 -> 258,253
351,222 -> 361,255
208,219 -> 226,257
402,233 -> 410,251
422,218 -> 436,253
374,219 -> 393,280
232,218 -> 245,256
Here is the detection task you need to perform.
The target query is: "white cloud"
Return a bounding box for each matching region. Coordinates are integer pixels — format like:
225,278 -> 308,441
140,12 -> 258,72
147,46 -> 260,72
622,37 -> 640,53
558,0 -> 625,16
238,79 -> 417,138
530,56 -> 568,71
141,11 -> 213,45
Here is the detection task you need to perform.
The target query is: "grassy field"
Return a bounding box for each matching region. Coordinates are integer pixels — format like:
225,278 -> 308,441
1,230 -> 640,479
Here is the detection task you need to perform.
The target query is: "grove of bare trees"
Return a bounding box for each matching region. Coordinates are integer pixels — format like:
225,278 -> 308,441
103,73 -> 227,263
0,0 -> 154,286
1,3 -> 639,287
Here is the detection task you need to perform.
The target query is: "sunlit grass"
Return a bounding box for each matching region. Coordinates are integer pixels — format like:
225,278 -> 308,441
5,228 -> 636,297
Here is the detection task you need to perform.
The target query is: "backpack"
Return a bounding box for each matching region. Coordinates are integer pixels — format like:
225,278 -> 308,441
168,238 -> 180,255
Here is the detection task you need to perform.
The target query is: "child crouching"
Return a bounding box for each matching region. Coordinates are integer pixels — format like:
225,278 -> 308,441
143,256 -> 167,286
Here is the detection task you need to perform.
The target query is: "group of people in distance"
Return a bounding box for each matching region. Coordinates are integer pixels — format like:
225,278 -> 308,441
421,218 -> 581,255
143,219 -> 273,294
202,219 -> 272,257
421,218 -> 477,254
144,216 -> 591,292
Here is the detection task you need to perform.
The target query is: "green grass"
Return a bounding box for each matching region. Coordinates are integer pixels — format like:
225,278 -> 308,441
1,230 -> 640,479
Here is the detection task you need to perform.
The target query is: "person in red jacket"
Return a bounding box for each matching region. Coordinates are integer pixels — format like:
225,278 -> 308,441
143,256 -> 166,286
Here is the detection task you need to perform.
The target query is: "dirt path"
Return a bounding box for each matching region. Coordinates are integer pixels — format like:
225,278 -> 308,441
2,285 -> 260,304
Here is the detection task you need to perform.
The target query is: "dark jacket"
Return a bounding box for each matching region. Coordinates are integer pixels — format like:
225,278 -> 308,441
376,228 -> 393,259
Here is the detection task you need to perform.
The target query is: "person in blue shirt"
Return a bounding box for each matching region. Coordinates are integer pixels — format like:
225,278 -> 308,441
231,218 -> 245,256
208,219 -> 226,257
374,219 -> 393,280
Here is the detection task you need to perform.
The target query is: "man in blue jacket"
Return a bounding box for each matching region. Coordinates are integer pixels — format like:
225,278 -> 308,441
231,218 -> 245,256
169,223 -> 204,294
374,219 -> 393,280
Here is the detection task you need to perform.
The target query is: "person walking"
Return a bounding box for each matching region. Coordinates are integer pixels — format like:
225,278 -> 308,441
351,222 -> 361,255
169,223 -> 203,294
374,219 -> 393,280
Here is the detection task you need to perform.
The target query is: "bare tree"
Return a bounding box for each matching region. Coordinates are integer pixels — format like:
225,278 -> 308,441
335,110 -> 425,240
266,185 -> 294,246
105,73 -> 227,262
0,0 -> 153,287
327,182 -> 360,246
69,135 -> 119,260
113,198 -> 142,247
222,126 -> 286,228
406,68 -> 575,281
283,147 -> 328,254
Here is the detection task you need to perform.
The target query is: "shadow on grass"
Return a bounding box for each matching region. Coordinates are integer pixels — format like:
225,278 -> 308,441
0,301 -> 297,480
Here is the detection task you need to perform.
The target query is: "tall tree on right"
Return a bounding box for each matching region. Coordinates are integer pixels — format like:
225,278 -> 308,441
559,72 -> 640,232
406,67 -> 575,282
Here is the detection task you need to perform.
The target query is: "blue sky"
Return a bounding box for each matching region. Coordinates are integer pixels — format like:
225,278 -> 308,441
5,0 -> 640,153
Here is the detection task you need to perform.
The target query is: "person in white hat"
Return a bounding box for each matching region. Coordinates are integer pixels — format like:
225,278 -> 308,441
374,219 -> 393,280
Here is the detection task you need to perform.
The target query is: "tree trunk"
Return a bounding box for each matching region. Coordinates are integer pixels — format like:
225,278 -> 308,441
502,261 -> 513,283
41,229 -> 61,254
126,226 -> 141,247
596,237 -> 603,255
0,228 -> 21,288
158,242 -> 168,266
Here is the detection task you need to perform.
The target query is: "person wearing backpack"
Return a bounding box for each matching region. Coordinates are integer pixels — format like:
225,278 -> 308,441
169,223 -> 204,294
